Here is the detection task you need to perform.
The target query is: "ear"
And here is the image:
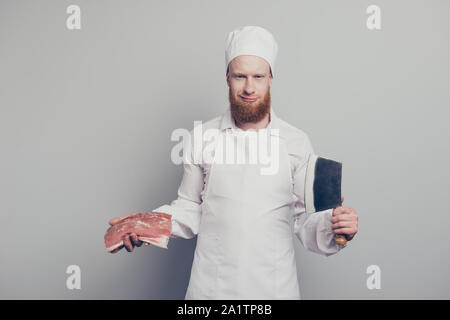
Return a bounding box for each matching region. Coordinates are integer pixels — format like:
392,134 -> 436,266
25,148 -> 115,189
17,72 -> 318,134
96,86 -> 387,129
226,73 -> 231,88
268,67 -> 273,86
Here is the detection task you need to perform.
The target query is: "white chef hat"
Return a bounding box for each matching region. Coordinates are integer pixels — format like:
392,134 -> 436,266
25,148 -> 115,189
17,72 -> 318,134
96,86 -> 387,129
225,26 -> 278,77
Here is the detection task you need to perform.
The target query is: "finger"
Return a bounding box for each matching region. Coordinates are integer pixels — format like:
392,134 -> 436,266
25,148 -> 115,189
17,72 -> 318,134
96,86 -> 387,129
331,221 -> 356,229
109,213 -> 134,226
123,234 -> 134,252
330,214 -> 357,223
332,207 -> 342,216
333,206 -> 354,216
341,195 -> 344,203
144,242 -> 149,246
332,206 -> 347,216
333,227 -> 357,235
332,220 -> 356,228
131,233 -> 143,247
109,213 -> 138,226
110,245 -> 124,254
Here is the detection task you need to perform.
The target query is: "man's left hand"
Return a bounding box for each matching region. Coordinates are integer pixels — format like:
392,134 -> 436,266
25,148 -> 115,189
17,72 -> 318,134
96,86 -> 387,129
330,196 -> 358,241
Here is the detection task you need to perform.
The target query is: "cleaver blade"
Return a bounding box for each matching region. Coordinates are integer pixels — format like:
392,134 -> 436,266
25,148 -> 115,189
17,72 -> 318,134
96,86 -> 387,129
304,154 -> 342,215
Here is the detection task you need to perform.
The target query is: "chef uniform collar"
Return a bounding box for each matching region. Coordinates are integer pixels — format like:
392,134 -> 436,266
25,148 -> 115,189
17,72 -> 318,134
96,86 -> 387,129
219,107 -> 282,138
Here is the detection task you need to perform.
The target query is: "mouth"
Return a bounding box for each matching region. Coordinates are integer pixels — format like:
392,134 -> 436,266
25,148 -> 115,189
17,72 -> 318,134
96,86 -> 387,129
240,96 -> 257,103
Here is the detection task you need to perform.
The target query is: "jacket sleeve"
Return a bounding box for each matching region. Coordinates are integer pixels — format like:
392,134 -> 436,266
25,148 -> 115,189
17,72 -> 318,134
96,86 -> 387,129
291,135 -> 345,256
151,131 -> 204,240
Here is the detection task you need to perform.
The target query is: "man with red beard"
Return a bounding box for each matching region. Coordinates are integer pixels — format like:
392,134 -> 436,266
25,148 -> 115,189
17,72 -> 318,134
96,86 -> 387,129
107,26 -> 358,299
227,54 -> 272,128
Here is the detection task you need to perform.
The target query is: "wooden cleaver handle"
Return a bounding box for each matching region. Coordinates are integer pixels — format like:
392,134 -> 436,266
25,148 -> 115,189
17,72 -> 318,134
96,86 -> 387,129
335,234 -> 347,245
335,196 -> 347,245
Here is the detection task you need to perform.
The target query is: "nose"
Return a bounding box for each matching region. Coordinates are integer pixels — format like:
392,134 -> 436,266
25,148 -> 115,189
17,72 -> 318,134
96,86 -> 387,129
243,78 -> 255,96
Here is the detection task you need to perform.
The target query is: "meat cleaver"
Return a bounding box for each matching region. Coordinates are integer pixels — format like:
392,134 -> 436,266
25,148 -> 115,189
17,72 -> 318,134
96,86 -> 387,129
304,154 -> 347,245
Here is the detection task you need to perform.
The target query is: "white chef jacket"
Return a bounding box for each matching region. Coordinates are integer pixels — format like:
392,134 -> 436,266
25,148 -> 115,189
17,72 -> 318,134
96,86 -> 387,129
153,107 -> 344,299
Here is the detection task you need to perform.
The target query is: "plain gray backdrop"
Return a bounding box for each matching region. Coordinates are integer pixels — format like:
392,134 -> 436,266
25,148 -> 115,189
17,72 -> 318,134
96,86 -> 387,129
1,0 -> 449,299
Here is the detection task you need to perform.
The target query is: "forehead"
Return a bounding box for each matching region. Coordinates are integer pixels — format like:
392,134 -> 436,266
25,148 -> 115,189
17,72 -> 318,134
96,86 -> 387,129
228,55 -> 271,74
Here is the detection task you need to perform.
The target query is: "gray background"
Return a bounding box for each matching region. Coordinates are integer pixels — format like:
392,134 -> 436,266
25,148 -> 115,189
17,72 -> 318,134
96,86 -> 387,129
1,0 -> 449,299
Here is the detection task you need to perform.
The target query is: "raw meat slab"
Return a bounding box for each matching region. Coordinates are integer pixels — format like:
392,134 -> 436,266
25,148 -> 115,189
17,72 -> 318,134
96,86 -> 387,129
104,212 -> 172,252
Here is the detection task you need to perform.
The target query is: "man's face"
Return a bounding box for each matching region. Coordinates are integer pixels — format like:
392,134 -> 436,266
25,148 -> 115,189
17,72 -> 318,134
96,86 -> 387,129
226,55 -> 273,124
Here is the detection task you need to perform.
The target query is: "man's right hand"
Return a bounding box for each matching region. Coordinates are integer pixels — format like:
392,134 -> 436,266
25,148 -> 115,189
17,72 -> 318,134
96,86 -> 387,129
108,213 -> 150,253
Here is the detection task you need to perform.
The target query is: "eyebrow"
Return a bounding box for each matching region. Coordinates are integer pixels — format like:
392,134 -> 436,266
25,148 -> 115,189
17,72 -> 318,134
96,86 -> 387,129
232,72 -> 266,76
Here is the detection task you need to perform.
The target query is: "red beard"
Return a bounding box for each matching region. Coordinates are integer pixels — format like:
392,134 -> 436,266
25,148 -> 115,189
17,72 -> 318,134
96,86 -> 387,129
229,88 -> 271,124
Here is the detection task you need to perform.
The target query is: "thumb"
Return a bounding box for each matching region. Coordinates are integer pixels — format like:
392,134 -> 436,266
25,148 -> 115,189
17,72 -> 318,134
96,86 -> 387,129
109,213 -> 137,226
341,195 -> 344,204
